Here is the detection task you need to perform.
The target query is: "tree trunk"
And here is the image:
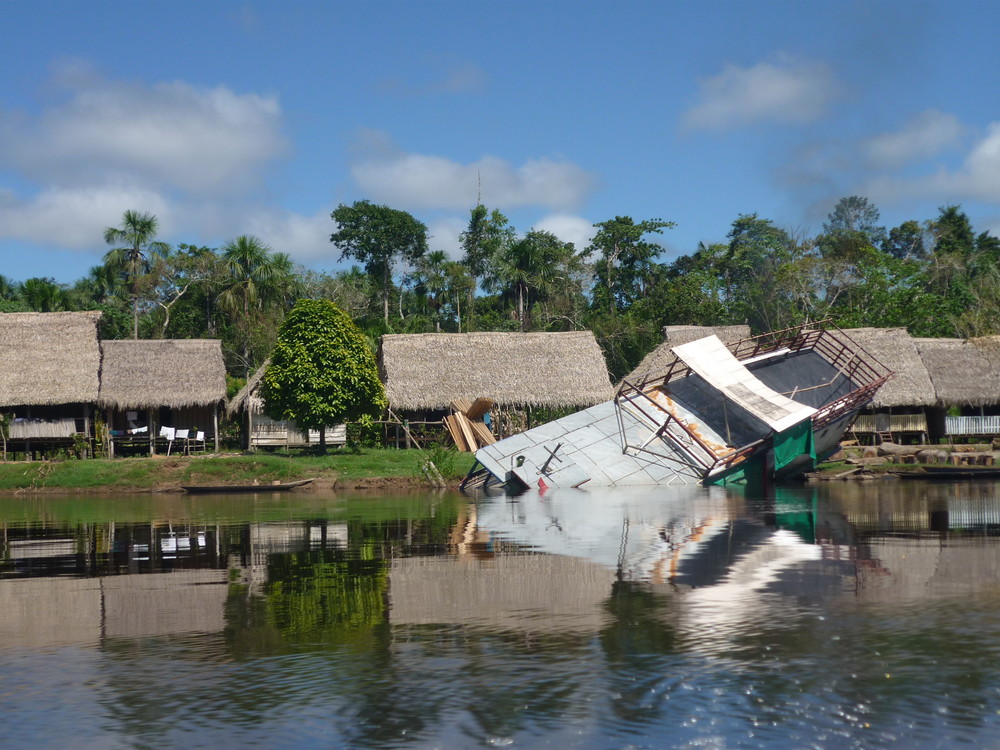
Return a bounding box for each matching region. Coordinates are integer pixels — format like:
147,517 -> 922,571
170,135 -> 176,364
383,266 -> 390,325
318,425 -> 327,455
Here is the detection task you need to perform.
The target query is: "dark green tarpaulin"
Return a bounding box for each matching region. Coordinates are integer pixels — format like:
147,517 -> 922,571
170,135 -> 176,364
773,418 -> 816,472
708,450 -> 766,487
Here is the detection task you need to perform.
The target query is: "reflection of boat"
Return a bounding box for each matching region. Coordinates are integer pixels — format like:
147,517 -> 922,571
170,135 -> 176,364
472,325 -> 891,490
474,486 -> 820,592
181,478 -> 314,494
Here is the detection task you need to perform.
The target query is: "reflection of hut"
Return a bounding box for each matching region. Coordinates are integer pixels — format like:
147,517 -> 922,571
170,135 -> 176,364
623,325 -> 752,384
388,554 -> 616,634
0,311 -> 102,457
917,337 -> 1000,439
377,331 -> 613,437
843,328 -> 936,442
98,340 -> 226,455
227,362 -> 346,450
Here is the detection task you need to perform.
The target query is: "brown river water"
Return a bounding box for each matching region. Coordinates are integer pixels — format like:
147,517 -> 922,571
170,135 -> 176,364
1,479 -> 999,749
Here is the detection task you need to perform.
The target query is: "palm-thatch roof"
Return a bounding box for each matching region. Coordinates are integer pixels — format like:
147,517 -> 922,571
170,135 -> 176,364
623,325 -> 752,384
378,331 -> 613,411
0,311 -> 102,407
227,361 -> 267,416
914,337 -> 999,407
840,328 -> 935,408
98,339 -> 226,411
969,335 -> 1000,379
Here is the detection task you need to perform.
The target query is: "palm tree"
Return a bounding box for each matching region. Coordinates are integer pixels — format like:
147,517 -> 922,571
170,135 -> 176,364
21,277 -> 69,312
413,250 -> 449,331
217,235 -> 297,375
103,210 -> 171,338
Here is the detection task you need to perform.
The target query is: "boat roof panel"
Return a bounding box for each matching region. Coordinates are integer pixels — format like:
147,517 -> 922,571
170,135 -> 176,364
671,335 -> 816,432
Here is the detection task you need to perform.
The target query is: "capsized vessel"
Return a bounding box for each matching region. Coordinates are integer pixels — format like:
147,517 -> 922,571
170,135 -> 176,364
467,325 -> 891,491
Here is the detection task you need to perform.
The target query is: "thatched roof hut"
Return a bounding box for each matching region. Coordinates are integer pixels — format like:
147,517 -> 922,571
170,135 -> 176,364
915,337 -> 1000,407
623,325 -> 751,384
969,336 -> 1000,385
98,339 -> 226,410
840,328 -> 935,409
227,362 -> 267,417
378,331 -> 613,411
0,311 -> 102,407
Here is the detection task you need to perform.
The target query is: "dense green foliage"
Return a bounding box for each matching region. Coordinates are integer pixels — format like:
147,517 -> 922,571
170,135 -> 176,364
5,196 -> 1000,385
330,200 -> 429,325
262,299 -> 387,449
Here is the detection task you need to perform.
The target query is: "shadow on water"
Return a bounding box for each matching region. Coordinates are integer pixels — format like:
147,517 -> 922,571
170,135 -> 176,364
3,481 -> 1000,747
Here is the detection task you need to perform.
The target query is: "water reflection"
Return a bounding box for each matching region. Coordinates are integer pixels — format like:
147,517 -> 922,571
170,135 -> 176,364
1,483 -> 1000,747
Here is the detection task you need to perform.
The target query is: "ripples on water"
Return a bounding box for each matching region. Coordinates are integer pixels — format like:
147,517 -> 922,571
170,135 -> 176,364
1,482 -> 1000,748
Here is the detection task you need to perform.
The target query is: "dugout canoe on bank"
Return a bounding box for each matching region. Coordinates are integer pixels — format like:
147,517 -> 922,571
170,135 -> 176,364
181,478 -> 316,494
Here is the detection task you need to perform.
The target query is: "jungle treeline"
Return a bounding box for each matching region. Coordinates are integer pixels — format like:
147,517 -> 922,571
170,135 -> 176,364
3,196 -> 998,383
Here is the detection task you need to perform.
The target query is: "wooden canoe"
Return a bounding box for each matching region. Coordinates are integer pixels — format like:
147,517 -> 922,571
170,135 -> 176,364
181,478 -> 315,494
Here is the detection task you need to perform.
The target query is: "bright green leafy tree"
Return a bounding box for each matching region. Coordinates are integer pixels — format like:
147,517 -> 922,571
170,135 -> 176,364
262,299 -> 387,452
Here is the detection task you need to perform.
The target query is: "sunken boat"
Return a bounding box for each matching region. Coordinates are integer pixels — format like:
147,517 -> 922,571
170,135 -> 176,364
467,325 -> 891,491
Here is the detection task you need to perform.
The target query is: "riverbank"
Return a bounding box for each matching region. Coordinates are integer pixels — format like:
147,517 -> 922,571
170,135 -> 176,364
0,450 -> 478,494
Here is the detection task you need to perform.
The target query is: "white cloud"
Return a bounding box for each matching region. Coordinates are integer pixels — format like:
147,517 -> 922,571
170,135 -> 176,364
427,217 -> 466,260
683,56 -> 842,131
246,208 -> 334,264
1,73 -> 287,195
952,122 -> 1000,202
350,136 -> 596,211
533,213 -> 596,251
863,110 -> 963,169
864,121 -> 1000,206
0,184 -> 171,249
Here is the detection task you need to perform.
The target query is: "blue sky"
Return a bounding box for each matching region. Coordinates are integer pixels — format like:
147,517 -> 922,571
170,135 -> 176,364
2,0 -> 999,284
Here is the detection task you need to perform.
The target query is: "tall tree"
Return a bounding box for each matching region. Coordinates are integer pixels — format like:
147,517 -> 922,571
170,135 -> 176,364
103,209 -> 171,339
262,299 -> 387,453
148,244 -> 217,338
217,235 -> 297,376
330,201 -> 428,325
723,214 -> 803,332
883,220 -> 929,260
588,216 -> 674,315
459,204 -> 515,327
932,205 -> 976,260
412,250 -> 450,332
821,195 -> 886,247
484,230 -> 577,332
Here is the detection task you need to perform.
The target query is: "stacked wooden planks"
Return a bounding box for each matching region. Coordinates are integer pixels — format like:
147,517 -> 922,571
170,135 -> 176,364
443,398 -> 496,451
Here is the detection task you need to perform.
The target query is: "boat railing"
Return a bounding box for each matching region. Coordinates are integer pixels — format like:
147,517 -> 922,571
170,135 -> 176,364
623,324 -> 890,397
812,375 -> 891,429
616,383 -> 771,477
615,383 -> 719,472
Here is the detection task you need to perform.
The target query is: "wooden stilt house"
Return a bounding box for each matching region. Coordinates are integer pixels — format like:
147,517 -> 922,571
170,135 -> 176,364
916,337 -> 1000,440
227,362 -> 346,450
98,340 -> 227,456
843,328 -> 936,443
0,311 -> 103,458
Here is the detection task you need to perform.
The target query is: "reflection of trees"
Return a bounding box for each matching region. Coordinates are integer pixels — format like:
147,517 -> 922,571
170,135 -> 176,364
599,582 -> 678,726
266,545 -> 388,639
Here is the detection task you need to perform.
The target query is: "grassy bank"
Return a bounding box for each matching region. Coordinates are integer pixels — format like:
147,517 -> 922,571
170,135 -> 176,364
0,448 -> 478,493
